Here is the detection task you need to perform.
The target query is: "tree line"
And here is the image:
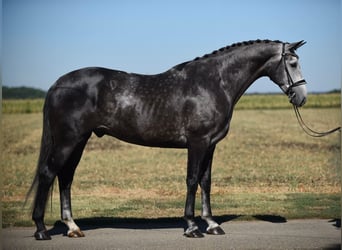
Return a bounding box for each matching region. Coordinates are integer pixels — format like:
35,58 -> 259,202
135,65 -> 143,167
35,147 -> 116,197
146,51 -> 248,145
2,86 -> 46,99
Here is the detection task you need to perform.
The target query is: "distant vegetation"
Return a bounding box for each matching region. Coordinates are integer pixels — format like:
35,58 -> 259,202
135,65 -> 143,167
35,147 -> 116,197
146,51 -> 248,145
2,86 -> 46,99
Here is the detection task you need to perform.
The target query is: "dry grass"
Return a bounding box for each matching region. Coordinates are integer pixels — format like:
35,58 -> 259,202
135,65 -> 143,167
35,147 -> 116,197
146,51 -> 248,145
2,106 -> 341,227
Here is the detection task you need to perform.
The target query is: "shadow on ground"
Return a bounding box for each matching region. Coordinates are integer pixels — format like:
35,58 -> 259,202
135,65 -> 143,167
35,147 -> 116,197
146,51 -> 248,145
48,214 -> 290,237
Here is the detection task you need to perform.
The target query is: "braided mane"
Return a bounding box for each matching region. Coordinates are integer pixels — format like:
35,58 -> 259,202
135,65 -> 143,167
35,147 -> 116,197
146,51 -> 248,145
173,39 -> 283,71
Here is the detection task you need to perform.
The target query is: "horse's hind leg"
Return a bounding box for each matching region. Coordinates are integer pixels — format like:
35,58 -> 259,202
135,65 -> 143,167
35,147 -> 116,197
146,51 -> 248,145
58,133 -> 91,238
32,143 -> 78,240
32,170 -> 56,240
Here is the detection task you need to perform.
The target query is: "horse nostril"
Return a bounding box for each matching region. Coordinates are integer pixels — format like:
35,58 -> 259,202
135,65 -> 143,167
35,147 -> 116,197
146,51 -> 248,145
300,97 -> 307,107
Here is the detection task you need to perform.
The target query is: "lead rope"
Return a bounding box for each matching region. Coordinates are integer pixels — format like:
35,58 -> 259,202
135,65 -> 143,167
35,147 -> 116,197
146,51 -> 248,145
293,105 -> 341,137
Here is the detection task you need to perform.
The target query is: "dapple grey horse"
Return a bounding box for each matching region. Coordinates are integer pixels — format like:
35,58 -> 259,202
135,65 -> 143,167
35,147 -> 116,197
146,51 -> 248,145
27,39 -> 307,240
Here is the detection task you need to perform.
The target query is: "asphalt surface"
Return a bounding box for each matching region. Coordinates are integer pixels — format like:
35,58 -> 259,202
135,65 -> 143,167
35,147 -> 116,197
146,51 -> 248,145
2,218 -> 340,250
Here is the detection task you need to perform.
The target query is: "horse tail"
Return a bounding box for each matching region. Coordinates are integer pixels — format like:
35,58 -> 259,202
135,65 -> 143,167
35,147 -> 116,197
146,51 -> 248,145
24,94 -> 55,207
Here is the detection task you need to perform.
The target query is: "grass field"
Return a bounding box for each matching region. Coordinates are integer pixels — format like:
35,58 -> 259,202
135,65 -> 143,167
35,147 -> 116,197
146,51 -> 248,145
1,94 -> 341,227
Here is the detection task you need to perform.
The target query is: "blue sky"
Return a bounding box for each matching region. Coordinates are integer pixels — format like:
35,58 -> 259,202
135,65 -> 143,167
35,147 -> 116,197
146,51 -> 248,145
3,0 -> 341,93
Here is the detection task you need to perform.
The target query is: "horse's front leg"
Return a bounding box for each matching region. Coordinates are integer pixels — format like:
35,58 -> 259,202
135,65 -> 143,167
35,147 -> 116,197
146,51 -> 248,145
183,143 -> 208,238
199,145 -> 225,235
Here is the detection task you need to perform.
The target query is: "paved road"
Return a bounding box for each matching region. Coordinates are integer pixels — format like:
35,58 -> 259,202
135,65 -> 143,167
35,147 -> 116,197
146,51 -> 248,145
2,219 -> 340,249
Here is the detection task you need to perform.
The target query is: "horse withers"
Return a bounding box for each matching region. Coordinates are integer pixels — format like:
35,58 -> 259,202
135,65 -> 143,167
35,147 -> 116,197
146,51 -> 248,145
27,40 -> 307,240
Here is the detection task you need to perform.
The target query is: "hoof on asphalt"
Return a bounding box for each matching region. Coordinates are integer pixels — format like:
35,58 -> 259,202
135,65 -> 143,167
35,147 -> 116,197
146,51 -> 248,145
206,226 -> 225,235
184,228 -> 204,238
68,229 -> 85,238
34,230 -> 52,240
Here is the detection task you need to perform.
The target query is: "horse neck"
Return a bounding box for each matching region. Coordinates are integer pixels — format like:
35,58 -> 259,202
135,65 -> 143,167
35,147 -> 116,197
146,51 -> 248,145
217,44 -> 279,105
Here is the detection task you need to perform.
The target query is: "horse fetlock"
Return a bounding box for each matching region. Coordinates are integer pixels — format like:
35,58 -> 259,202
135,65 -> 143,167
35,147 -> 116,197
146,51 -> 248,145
206,221 -> 219,230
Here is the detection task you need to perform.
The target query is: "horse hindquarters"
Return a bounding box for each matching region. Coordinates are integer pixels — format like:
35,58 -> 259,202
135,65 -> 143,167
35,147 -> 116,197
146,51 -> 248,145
31,88 -> 94,240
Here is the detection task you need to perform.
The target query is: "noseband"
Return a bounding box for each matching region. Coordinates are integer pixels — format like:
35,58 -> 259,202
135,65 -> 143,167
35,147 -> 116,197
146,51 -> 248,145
279,43 -> 307,97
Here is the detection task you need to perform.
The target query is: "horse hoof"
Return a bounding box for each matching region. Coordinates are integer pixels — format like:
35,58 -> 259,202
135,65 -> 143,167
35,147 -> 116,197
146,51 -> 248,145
184,228 -> 204,238
34,230 -> 51,240
206,226 -> 225,235
67,229 -> 85,238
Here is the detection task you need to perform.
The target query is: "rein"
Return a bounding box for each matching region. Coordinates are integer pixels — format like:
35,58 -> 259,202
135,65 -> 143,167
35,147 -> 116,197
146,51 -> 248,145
293,105 -> 341,137
280,43 -> 341,137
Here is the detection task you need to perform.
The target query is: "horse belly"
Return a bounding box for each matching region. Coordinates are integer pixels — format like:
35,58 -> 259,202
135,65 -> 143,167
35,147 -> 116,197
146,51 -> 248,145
97,105 -> 188,148
98,124 -> 188,148
138,116 -> 188,147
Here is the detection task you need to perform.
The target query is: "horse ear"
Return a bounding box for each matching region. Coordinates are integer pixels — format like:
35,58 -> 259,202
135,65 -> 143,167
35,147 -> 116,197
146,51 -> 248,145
289,40 -> 306,51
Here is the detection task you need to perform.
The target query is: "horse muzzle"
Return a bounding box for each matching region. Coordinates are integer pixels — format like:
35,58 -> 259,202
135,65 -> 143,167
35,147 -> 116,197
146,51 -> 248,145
288,83 -> 307,107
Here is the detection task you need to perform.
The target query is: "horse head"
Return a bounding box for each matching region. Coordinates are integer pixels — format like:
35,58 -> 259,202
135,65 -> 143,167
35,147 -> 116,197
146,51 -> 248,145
268,41 -> 307,107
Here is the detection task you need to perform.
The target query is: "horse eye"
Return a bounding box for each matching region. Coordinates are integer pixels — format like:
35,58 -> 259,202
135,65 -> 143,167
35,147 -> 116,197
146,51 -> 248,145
288,57 -> 298,67
290,61 -> 298,67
